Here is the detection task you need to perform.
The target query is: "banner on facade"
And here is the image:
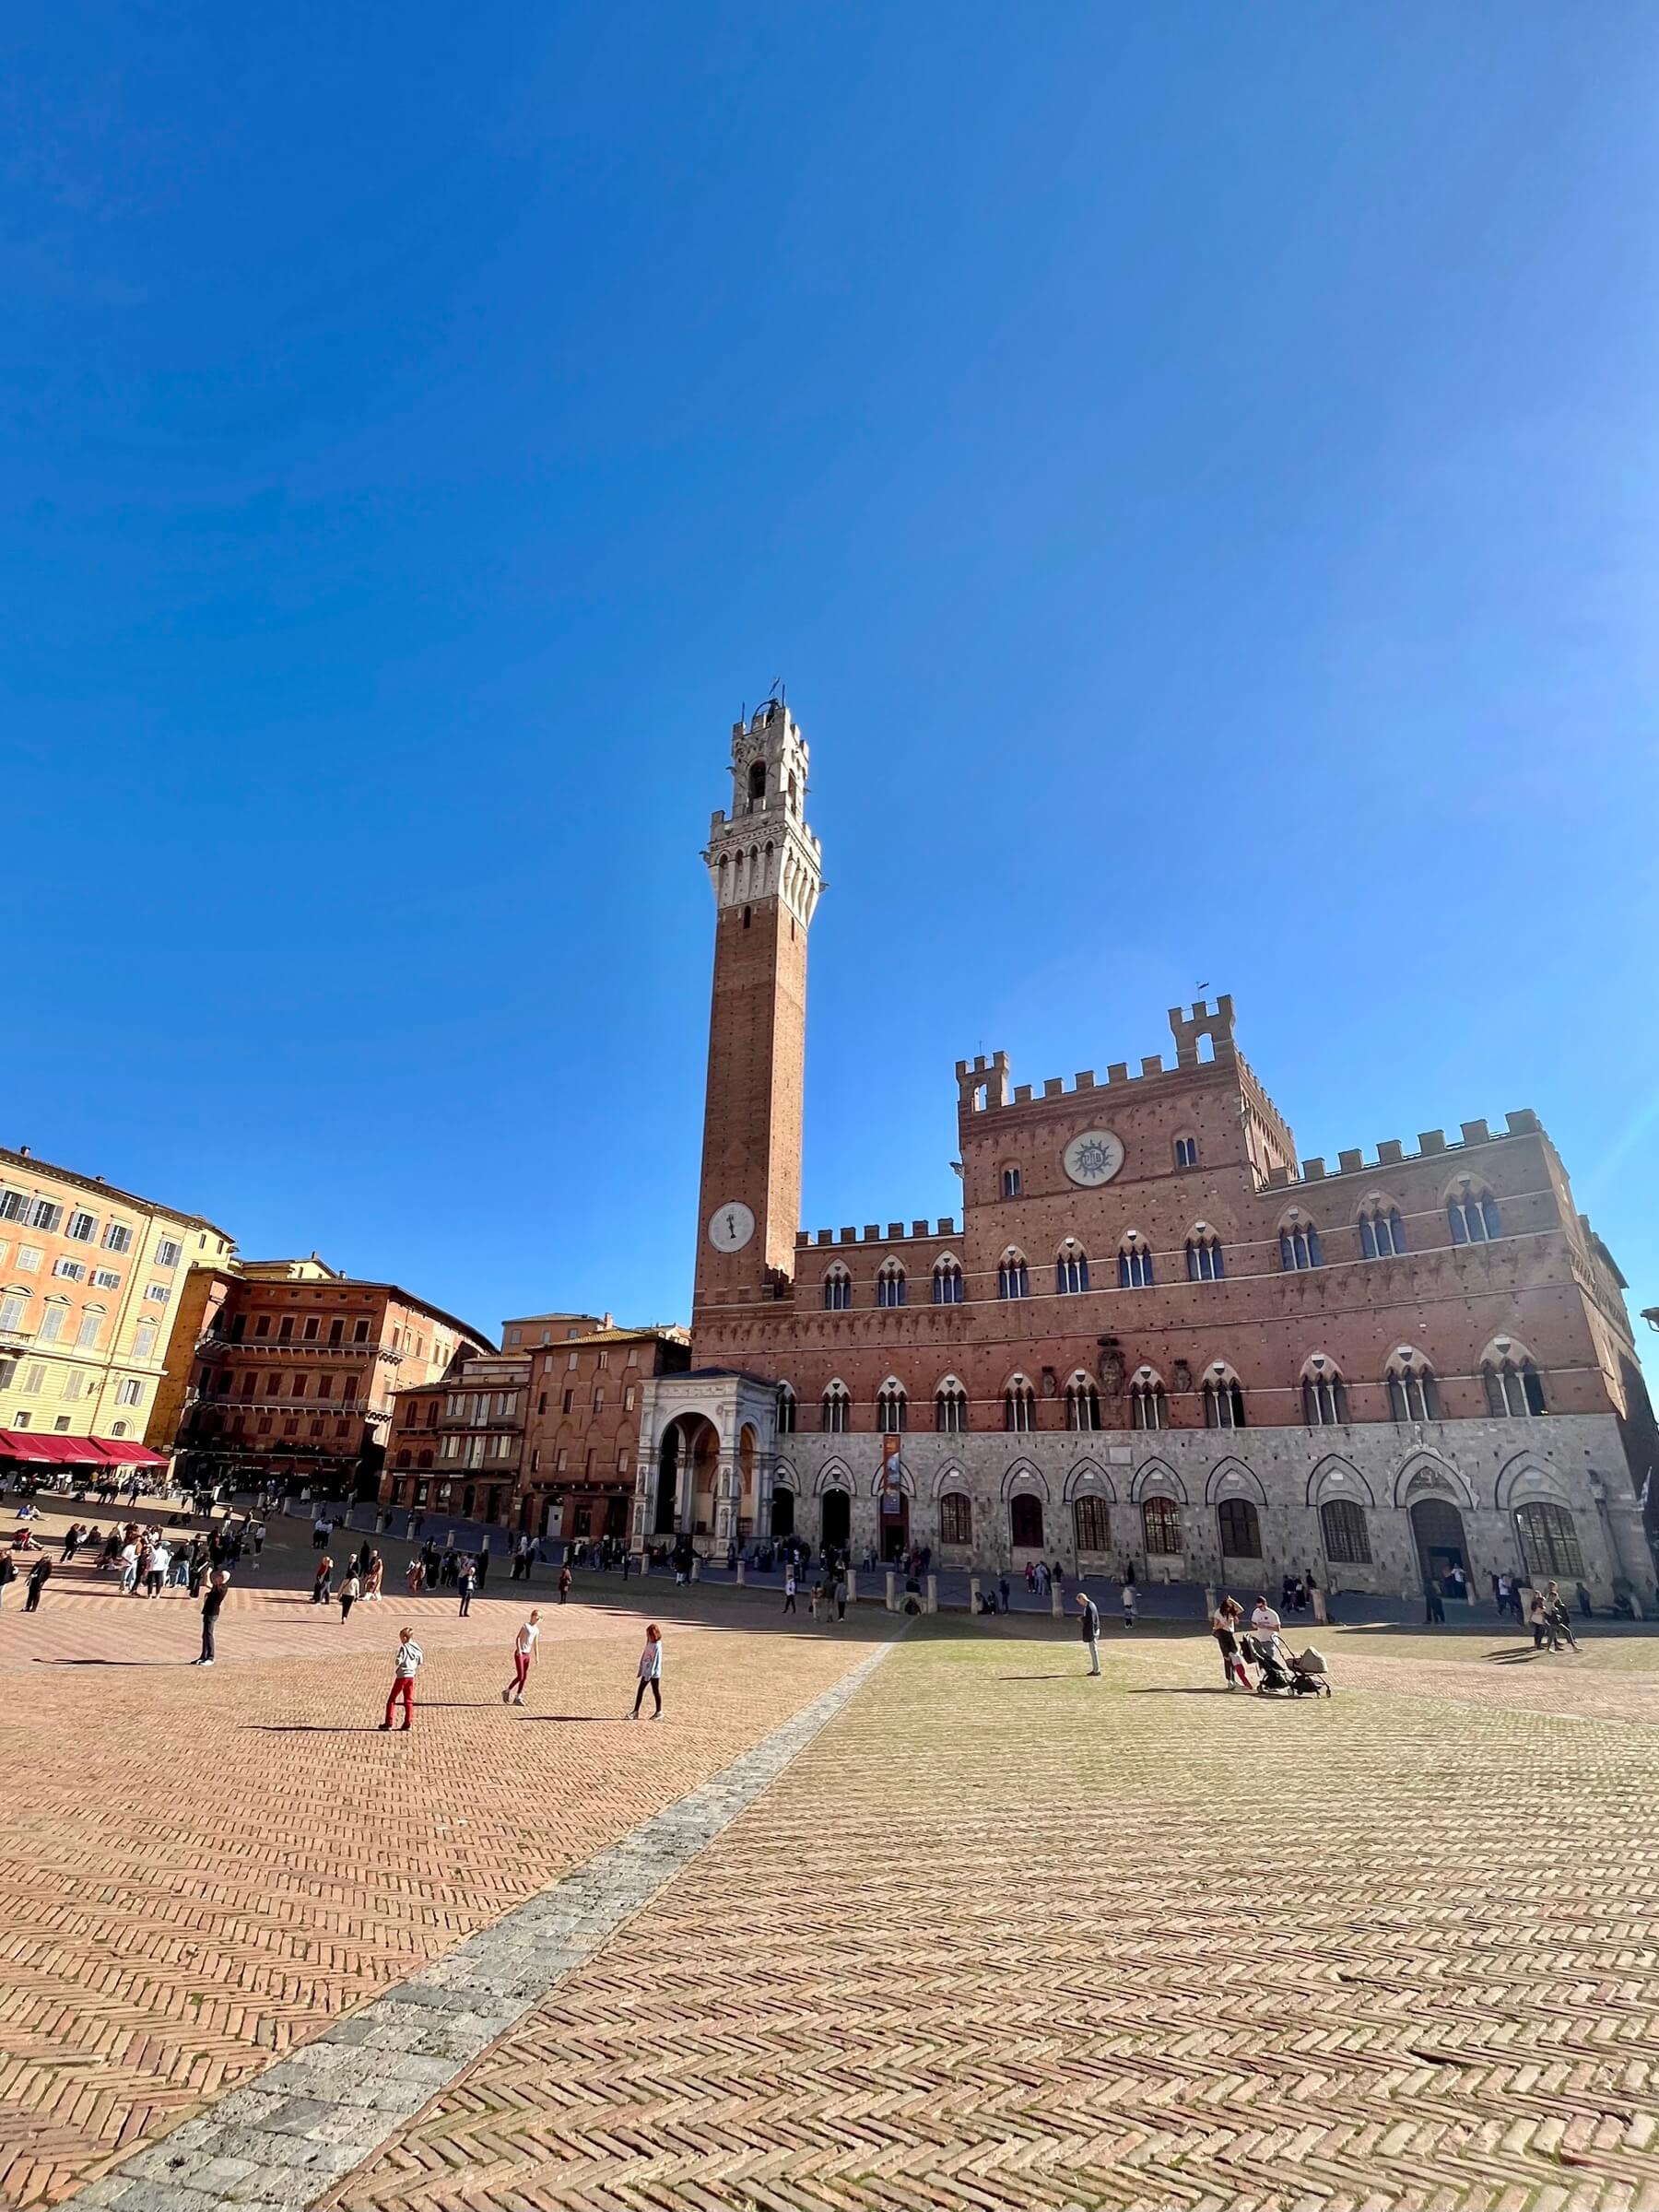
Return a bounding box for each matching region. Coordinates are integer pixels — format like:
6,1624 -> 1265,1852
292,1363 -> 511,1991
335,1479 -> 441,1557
879,1431 -> 904,1512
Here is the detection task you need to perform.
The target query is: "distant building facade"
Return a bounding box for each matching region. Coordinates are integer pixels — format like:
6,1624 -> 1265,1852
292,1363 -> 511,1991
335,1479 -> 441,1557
636,702 -> 1656,1603
380,1312 -> 690,1541
0,1147 -> 235,1452
169,1257 -> 491,1498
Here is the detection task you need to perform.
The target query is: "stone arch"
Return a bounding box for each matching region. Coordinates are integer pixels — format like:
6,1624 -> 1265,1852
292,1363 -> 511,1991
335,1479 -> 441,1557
815,1457 -> 854,1497
772,1459 -> 800,1494
1000,1459 -> 1050,1503
1394,1451 -> 1477,1512
1063,1459 -> 1117,1504
1480,1332 -> 1539,1370
1205,1455 -> 1265,1506
1494,1453 -> 1574,1513
867,1456 -> 915,1498
1304,1453 -> 1376,1509
1130,1457 -> 1187,1504
1354,1187 -> 1407,1226
931,1461 -> 970,1500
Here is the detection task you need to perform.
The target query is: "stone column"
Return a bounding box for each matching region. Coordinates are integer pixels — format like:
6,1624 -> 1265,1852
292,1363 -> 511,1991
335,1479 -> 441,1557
969,1574 -> 981,1616
885,1570 -> 897,1613
846,1568 -> 858,1606
926,1573 -> 938,1614
1050,1581 -> 1063,1618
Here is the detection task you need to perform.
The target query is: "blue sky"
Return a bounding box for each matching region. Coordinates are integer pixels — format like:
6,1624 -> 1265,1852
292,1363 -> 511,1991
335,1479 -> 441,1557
5,3 -> 1656,1349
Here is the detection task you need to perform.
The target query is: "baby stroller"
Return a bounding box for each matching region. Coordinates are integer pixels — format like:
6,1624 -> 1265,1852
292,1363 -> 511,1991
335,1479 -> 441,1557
1286,1644 -> 1332,1698
1240,1632 -> 1298,1696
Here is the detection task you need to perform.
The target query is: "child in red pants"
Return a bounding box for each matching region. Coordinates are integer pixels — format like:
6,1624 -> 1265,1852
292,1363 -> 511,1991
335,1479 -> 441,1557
380,1627 -> 423,1729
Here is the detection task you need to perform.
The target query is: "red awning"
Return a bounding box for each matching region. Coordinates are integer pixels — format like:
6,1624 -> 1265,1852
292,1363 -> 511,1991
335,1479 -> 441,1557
0,1430 -> 107,1465
88,1439 -> 168,1468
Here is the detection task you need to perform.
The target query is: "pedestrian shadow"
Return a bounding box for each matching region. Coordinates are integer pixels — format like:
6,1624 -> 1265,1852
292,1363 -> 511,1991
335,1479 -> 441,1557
994,1672 -> 1076,1681
33,1656 -> 176,1667
1129,1686 -> 1240,1695
518,1714 -> 619,1724
252,1724 -> 389,1734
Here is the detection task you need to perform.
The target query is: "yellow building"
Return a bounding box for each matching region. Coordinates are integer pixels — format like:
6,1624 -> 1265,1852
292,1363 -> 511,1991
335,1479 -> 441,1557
0,1147 -> 236,1465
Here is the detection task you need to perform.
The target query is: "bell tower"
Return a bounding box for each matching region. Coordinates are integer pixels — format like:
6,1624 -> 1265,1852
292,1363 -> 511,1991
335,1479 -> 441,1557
693,700 -> 823,1315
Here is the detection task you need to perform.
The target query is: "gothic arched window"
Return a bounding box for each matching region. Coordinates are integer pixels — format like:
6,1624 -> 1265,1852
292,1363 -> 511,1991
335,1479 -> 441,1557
1174,1135 -> 1199,1169
939,1492 -> 971,1546
1386,1353 -> 1440,1423
1001,1165 -> 1022,1199
775,1384 -> 796,1435
1202,1370 -> 1247,1429
997,1251 -> 1030,1300
1186,1230 -> 1225,1283
876,1259 -> 907,1309
747,759 -> 767,805
1064,1375 -> 1101,1431
821,1381 -> 850,1434
1118,1235 -> 1154,1289
1073,1495 -> 1110,1551
1320,1498 -> 1371,1564
1514,1500 -> 1583,1580
822,1265 -> 852,1312
1300,1359 -> 1349,1427
1217,1497 -> 1262,1558
875,1381 -> 908,1434
1129,1372 -> 1168,1430
934,1379 -> 969,1434
1279,1221 -> 1323,1271
1448,1189 -> 1502,1245
1484,1355 -> 1546,1418
1142,1495 -> 1182,1553
1004,1377 -> 1036,1432
1359,1204 -> 1406,1259
1055,1242 -> 1089,1295
932,1257 -> 964,1305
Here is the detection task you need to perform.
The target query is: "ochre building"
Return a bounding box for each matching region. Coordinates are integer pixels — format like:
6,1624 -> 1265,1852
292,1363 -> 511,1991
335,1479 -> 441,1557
635,701 -> 1655,1604
0,1147 -> 235,1461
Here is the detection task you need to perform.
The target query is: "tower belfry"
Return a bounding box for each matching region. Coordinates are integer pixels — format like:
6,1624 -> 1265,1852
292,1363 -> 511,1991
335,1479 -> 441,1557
693,700 -> 823,1312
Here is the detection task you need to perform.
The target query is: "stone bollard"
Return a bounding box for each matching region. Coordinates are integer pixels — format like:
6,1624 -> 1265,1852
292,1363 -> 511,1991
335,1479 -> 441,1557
846,1569 -> 858,1606
885,1570 -> 897,1613
375,1511 -> 389,1536
970,1574 -> 981,1616
735,1559 -> 746,1586
1051,1581 -> 1063,1618
1204,1584 -> 1217,1619
926,1573 -> 938,1615
690,1557 -> 701,1582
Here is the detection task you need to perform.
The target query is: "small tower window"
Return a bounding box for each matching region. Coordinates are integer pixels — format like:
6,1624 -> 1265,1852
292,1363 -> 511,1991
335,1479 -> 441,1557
1001,1165 -> 1021,1199
747,760 -> 767,806
1174,1135 -> 1199,1169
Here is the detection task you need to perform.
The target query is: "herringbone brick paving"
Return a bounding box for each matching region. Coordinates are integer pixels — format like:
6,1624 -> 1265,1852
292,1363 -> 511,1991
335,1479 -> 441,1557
334,1625 -> 1659,2212
0,1504 -> 886,2207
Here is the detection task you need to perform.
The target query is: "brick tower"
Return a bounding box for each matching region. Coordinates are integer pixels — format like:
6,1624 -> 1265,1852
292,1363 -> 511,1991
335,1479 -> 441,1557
693,700 -> 822,1315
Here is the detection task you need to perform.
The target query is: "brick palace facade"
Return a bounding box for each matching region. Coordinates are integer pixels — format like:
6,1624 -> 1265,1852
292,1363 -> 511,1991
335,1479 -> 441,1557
634,700 -> 1656,1604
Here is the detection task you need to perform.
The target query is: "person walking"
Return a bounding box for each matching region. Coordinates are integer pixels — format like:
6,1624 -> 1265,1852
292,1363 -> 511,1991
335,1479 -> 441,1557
832,1570 -> 848,1622
502,1608 -> 540,1706
146,1542 -> 171,1600
558,1563 -> 571,1606
406,1556 -> 425,1595
24,1553 -> 52,1613
380,1628 -> 423,1730
998,1573 -> 1010,1614
1212,1597 -> 1251,1689
782,1569 -> 797,1616
1121,1579 -> 1137,1630
364,1550 -> 384,1602
1546,1582 -> 1580,1651
338,1569 -> 360,1624
194,1569 -> 228,1664
251,1519 -> 265,1562
1529,1590 -> 1559,1651
118,1538 -> 140,1595
457,1556 -> 477,1618
1077,1589 -> 1101,1677
312,1555 -> 333,1606
630,1623 -> 664,1719
1425,1580 -> 1446,1626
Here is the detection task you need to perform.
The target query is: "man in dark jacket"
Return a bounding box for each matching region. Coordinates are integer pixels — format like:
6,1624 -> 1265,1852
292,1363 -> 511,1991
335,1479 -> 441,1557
1076,1589 -> 1100,1677
194,1570 -> 228,1665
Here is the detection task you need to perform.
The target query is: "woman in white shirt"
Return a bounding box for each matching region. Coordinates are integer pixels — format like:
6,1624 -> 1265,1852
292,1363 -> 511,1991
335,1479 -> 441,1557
338,1571 -> 360,1623
631,1624 -> 664,1719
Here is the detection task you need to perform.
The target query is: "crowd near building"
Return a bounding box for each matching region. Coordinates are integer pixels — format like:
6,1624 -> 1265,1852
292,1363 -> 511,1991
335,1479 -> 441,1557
633,700 -> 1657,1606
3,697 -> 1655,1613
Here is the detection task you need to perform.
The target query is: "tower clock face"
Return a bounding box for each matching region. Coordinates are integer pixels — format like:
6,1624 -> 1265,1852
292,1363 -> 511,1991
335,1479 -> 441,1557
707,1200 -> 757,1253
1062,1129 -> 1125,1188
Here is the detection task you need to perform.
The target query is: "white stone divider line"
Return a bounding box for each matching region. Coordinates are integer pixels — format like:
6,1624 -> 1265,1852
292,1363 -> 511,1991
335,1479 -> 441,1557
66,1637 -> 899,2212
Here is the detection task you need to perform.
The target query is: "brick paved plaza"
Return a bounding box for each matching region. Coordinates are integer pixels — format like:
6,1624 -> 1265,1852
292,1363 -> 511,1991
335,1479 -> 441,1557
4,1503 -> 1658,2211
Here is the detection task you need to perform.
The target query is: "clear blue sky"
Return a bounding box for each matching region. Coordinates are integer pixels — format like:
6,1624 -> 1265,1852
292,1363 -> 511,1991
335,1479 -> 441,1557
6,4 -> 1657,1352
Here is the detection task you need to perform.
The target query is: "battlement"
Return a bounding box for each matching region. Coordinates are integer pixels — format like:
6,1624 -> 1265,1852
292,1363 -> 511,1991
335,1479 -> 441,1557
1270,1109 -> 1543,1189
796,1218 -> 958,1250
1168,994 -> 1236,1068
